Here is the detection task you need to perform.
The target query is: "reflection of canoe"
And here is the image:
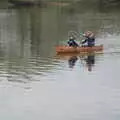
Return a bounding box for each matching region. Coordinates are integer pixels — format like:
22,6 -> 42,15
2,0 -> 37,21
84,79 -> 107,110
55,52 -> 102,60
56,45 -> 103,54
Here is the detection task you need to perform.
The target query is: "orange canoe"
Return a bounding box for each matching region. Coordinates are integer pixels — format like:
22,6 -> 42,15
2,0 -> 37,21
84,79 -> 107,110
56,45 -> 103,54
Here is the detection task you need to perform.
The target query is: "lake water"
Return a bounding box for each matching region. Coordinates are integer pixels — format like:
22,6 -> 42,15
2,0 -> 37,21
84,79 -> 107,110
0,2 -> 120,120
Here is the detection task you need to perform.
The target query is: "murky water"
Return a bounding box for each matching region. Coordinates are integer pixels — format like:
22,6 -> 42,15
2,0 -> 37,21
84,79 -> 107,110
0,2 -> 120,120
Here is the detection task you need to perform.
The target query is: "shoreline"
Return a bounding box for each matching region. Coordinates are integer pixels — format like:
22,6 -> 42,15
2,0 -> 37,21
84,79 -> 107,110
8,0 -> 71,7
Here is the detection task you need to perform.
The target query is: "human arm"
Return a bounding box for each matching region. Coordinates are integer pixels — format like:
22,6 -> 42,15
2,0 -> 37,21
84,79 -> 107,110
81,39 -> 87,44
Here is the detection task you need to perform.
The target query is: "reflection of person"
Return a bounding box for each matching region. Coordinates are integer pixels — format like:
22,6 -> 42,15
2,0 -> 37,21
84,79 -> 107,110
68,56 -> 78,68
82,31 -> 95,47
85,54 -> 95,71
68,36 -> 79,47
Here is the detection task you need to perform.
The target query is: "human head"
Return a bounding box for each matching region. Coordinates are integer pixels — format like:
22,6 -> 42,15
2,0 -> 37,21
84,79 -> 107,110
83,31 -> 92,37
70,36 -> 73,39
83,31 -> 95,38
69,36 -> 75,40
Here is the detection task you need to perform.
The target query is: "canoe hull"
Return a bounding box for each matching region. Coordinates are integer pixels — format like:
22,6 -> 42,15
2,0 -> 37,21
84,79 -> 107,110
56,45 -> 103,54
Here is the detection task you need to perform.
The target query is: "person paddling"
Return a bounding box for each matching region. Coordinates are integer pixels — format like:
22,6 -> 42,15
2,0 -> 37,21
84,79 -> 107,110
81,31 -> 95,47
68,36 -> 79,47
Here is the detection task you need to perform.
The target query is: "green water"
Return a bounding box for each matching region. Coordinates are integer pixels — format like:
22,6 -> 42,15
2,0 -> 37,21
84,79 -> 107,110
0,2 -> 120,120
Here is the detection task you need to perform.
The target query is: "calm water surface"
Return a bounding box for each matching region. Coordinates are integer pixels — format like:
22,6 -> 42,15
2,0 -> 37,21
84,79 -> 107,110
0,2 -> 120,120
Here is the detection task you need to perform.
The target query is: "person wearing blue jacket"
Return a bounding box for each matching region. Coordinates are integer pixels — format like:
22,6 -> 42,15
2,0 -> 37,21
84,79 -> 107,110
82,31 -> 95,47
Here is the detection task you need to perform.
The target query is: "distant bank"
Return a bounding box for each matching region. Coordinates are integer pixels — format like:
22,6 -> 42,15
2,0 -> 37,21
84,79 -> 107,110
8,0 -> 120,7
8,0 -> 41,6
0,0 -> 120,9
8,0 -> 74,7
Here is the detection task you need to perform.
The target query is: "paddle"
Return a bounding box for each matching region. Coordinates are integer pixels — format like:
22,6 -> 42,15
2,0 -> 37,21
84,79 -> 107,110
79,32 -> 84,36
78,33 -> 85,46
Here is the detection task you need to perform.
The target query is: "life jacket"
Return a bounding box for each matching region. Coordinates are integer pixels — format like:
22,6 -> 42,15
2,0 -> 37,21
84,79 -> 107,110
82,37 -> 95,47
87,38 -> 95,47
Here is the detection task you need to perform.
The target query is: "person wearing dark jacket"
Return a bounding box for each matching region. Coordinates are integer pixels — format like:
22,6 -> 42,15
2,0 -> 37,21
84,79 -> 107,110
68,36 -> 79,47
82,31 -> 95,47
